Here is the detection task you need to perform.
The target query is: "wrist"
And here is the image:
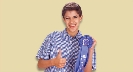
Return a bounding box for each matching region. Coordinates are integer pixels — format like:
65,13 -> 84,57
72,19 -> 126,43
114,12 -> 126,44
50,58 -> 55,66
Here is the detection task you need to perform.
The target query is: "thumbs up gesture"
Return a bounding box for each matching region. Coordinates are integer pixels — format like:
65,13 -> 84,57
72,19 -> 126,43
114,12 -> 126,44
53,49 -> 66,68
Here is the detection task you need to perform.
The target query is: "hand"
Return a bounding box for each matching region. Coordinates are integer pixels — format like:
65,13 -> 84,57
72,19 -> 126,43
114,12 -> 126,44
89,38 -> 97,53
53,49 -> 66,68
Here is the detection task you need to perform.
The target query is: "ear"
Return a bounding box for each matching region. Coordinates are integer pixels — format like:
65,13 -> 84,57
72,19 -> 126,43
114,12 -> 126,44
80,15 -> 83,21
62,17 -> 65,22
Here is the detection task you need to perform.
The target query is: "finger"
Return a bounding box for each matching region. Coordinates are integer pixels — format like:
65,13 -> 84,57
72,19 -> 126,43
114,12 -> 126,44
90,36 -> 96,44
59,58 -> 65,64
58,64 -> 65,68
57,65 -> 63,68
61,58 -> 66,63
92,38 -> 96,46
61,63 -> 65,66
59,59 -> 66,64
91,42 -> 96,49
93,41 -> 96,46
90,40 -> 96,49
57,49 -> 62,58
92,38 -> 96,42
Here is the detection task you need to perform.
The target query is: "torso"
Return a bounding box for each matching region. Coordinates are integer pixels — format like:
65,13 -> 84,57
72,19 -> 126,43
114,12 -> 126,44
45,29 -> 82,72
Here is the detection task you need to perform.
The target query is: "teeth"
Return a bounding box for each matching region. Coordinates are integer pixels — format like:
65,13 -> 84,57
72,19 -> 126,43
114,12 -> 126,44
70,24 -> 76,26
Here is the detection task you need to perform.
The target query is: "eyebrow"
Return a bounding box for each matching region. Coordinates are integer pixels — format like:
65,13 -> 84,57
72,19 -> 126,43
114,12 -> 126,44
64,15 -> 78,18
73,15 -> 78,17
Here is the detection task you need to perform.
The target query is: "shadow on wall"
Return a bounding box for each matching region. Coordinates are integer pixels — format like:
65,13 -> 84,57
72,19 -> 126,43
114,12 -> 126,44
92,70 -> 96,72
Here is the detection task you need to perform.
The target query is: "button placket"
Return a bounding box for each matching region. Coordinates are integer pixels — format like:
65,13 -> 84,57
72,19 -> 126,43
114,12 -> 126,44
65,38 -> 71,64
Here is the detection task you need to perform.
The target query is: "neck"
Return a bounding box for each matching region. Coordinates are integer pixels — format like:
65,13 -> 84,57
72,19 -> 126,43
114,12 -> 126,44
66,28 -> 78,37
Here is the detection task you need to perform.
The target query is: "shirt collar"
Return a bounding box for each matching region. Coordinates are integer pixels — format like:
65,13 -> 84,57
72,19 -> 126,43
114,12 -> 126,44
62,28 -> 82,41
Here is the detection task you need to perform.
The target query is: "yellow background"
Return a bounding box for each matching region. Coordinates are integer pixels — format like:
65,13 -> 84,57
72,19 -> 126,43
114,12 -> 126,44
0,0 -> 133,72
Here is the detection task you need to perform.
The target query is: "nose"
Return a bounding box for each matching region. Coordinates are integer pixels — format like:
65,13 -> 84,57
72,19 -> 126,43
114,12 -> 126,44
70,18 -> 74,24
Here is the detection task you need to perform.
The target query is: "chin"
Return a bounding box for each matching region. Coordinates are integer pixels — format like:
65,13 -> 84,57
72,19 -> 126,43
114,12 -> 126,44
69,28 -> 78,33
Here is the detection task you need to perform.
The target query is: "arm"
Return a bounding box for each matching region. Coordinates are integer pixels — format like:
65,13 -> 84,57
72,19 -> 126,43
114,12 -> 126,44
84,39 -> 96,72
84,51 -> 93,72
37,58 -> 55,69
36,32 -> 66,69
36,33 -> 53,69
38,50 -> 66,69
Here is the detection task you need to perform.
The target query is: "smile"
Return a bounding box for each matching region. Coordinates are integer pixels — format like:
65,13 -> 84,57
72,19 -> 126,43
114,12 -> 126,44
69,24 -> 76,28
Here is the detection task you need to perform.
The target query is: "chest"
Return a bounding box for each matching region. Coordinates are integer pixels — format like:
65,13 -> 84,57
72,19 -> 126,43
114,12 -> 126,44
49,37 -> 80,60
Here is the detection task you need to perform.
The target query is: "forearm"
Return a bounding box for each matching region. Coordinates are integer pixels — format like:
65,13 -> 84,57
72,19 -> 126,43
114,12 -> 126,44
37,58 -> 55,69
84,51 -> 93,72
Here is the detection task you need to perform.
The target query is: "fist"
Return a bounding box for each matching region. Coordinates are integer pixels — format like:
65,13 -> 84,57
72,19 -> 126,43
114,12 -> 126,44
54,49 -> 66,68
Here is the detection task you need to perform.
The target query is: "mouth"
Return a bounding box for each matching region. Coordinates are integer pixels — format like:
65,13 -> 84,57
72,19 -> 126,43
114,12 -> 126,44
69,24 -> 76,28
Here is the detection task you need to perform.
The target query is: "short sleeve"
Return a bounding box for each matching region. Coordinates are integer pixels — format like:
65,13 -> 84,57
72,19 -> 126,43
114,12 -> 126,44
36,33 -> 53,60
92,48 -> 96,70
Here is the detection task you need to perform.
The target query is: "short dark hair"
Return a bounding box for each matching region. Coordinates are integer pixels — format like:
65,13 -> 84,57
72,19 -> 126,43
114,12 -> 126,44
62,2 -> 82,18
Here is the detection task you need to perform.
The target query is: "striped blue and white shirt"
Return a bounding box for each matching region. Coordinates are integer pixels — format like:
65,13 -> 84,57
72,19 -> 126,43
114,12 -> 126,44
36,28 -> 96,72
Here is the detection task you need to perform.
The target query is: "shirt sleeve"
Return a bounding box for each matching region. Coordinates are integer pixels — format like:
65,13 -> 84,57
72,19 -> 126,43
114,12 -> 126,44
92,48 -> 96,70
36,33 -> 53,60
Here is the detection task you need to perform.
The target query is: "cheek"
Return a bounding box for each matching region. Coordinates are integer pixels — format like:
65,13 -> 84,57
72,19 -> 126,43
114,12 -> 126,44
75,20 -> 80,24
64,20 -> 69,25
64,21 -> 69,26
75,18 -> 80,22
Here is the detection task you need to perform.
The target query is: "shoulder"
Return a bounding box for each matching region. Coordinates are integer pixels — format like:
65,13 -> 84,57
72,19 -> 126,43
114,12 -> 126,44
48,30 -> 62,37
45,30 -> 62,40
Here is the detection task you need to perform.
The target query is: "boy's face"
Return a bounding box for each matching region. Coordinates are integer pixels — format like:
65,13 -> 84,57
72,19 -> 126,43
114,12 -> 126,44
63,10 -> 82,33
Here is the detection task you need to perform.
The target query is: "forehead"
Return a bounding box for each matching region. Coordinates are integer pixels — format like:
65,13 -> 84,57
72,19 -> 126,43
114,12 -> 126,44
64,10 -> 79,17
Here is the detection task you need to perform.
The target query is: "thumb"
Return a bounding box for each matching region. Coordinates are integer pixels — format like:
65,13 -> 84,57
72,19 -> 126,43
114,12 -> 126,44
57,49 -> 62,58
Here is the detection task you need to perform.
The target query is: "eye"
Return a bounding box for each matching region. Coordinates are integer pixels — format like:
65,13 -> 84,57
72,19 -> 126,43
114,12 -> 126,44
65,18 -> 70,19
74,16 -> 77,18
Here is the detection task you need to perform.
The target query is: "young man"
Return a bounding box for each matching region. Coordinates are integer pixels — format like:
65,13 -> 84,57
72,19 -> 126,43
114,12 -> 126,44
36,2 -> 96,72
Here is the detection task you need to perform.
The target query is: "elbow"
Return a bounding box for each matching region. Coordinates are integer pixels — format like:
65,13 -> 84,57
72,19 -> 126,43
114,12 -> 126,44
37,62 -> 42,69
37,61 -> 46,69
